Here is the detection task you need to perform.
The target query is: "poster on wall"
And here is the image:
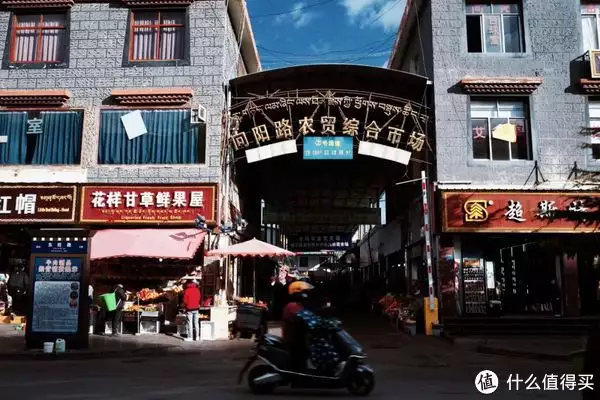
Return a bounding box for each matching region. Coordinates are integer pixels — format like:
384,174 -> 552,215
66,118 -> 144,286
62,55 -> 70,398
31,257 -> 82,334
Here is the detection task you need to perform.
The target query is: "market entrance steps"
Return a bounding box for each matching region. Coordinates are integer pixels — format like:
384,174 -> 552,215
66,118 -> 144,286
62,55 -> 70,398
443,316 -> 595,337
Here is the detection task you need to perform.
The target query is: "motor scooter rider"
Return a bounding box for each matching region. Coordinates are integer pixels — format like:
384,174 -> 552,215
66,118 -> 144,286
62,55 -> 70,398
281,280 -> 314,372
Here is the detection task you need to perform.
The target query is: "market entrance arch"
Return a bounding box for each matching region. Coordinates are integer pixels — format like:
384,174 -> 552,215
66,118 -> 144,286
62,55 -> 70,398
226,64 -> 432,298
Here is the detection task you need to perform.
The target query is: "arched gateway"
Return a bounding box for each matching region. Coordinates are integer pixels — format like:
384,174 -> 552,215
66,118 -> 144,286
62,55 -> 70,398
226,64 -> 434,314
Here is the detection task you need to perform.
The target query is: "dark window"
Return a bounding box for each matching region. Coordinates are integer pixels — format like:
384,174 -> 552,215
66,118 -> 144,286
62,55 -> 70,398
588,101 -> 600,159
0,110 -> 83,165
470,99 -> 531,161
98,109 -> 206,165
9,13 -> 67,64
466,2 -> 524,53
129,10 -> 185,62
299,257 -> 308,268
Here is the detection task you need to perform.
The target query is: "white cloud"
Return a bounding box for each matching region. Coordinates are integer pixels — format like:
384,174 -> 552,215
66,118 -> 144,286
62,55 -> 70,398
275,2 -> 317,28
340,0 -> 406,32
310,41 -> 332,54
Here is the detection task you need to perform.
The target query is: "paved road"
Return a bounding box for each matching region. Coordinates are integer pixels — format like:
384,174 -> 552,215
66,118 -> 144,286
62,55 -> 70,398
0,347 -> 583,399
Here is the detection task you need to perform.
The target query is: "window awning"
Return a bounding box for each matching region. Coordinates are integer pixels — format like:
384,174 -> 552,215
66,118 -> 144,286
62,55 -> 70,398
90,229 -> 206,261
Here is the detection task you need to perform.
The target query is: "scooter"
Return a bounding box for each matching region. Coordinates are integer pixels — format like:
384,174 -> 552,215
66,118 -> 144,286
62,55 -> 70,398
238,329 -> 375,396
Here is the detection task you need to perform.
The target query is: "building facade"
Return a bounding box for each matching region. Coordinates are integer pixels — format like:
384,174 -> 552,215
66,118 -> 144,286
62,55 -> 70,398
389,0 -> 600,318
0,0 -> 259,294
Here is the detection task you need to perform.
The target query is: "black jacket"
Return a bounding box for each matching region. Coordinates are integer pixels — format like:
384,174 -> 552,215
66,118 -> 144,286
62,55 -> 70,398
114,286 -> 127,310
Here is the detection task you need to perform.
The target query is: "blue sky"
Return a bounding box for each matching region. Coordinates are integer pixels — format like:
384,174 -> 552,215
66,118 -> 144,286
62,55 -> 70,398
247,0 -> 407,70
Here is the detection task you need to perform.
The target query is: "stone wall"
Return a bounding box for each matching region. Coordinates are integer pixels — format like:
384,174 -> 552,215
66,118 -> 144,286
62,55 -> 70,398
0,1 -> 241,184
430,0 -> 587,184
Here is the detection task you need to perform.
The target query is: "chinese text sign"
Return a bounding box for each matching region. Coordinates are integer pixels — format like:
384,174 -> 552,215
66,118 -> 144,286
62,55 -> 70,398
303,136 -> 354,160
79,185 -> 217,224
443,191 -> 600,233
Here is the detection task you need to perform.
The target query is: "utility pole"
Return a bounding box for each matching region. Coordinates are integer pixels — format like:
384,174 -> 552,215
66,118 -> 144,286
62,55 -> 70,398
421,171 -> 435,311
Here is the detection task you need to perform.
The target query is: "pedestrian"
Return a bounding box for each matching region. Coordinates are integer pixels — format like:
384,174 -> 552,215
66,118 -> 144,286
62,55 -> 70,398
110,284 -> 127,336
182,278 -> 201,341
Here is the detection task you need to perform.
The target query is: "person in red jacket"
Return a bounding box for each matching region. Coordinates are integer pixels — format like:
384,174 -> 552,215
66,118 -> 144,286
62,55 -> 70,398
182,279 -> 202,341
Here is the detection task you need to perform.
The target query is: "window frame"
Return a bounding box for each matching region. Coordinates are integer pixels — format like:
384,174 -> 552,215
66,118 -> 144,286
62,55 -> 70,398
3,10 -> 70,70
581,4 -> 600,51
0,108 -> 84,166
587,98 -> 600,161
465,2 -> 524,54
122,8 -> 191,68
468,98 -> 532,162
97,107 -> 206,165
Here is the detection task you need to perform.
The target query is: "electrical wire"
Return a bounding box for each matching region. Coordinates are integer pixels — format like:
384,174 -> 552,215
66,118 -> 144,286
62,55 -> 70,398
250,0 -> 337,19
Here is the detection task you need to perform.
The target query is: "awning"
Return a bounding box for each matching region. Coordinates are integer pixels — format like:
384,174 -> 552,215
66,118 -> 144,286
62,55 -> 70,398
90,229 -> 207,260
206,238 -> 295,258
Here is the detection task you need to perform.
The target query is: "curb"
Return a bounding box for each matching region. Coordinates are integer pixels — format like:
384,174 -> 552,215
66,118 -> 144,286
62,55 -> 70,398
0,344 -> 254,362
476,345 -> 572,361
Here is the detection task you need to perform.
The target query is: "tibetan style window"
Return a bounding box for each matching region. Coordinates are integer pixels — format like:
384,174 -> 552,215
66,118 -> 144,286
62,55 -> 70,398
9,13 -> 68,66
128,10 -> 186,62
470,100 -> 531,161
587,101 -> 600,159
466,2 -> 524,53
98,109 -> 205,165
0,110 -> 83,165
582,4 -> 600,51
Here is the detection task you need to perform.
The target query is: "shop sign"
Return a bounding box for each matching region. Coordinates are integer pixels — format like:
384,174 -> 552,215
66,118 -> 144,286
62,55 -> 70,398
303,136 -> 354,160
0,186 -> 76,223
80,185 -> 217,224
31,238 -> 88,255
442,191 -> 600,233
229,90 -> 429,159
288,233 -> 353,251
263,208 -> 380,225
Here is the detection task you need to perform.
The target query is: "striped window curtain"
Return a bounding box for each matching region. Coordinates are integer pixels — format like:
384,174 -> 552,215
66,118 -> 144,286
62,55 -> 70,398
131,12 -> 156,61
131,11 -> 184,61
98,109 -> 199,164
31,111 -> 83,164
13,14 -> 65,63
160,12 -> 184,60
0,111 -> 28,164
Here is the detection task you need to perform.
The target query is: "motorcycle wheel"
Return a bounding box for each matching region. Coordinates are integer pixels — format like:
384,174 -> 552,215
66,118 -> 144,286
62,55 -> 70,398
248,365 -> 277,394
347,369 -> 375,396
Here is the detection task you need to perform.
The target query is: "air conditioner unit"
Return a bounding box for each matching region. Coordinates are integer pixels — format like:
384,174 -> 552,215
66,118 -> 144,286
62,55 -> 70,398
191,104 -> 207,124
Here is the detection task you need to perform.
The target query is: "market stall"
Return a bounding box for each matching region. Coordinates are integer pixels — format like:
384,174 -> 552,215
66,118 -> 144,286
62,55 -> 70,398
89,228 -> 207,337
206,238 -> 295,301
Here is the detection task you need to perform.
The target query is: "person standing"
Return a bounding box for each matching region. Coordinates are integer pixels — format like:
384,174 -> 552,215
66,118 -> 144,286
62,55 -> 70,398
183,279 -> 201,341
111,284 -> 127,336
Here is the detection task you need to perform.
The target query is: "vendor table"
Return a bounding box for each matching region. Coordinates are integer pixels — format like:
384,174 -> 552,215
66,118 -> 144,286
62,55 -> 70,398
175,306 -> 236,340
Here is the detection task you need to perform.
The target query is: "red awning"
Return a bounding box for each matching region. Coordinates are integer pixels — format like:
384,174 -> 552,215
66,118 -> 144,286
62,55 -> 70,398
206,238 -> 295,258
90,229 -> 206,260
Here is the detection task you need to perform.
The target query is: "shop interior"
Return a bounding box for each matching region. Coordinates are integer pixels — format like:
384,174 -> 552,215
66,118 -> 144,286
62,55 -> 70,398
0,228 -> 32,318
460,234 -> 600,317
89,253 -> 236,339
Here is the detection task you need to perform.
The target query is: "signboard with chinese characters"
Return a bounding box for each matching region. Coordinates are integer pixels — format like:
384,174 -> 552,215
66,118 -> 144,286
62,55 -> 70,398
26,234 -> 90,350
303,136 -> 353,160
79,185 -> 217,224
229,89 -> 429,162
0,186 -> 76,223
288,233 -> 353,251
442,191 -> 600,233
31,257 -> 82,334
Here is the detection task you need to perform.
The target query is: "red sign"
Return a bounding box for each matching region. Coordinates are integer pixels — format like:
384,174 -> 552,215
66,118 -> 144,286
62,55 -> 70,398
80,185 -> 217,224
0,186 -> 76,223
442,191 -> 600,233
